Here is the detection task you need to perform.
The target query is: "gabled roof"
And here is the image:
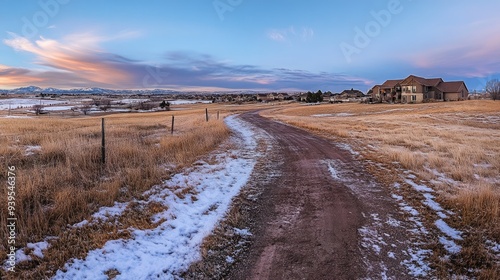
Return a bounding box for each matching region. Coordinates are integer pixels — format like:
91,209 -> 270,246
400,75 -> 443,87
380,79 -> 403,88
341,89 -> 363,94
437,81 -> 468,93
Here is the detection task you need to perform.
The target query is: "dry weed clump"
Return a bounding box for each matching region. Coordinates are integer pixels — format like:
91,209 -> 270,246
452,184 -> 500,230
0,108 -> 230,270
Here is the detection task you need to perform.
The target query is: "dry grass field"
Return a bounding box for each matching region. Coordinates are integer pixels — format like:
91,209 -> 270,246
1,99 -> 498,278
0,104 -> 253,278
261,100 -> 500,277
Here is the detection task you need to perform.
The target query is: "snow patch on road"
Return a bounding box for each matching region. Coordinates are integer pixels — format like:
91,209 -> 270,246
323,159 -> 340,179
403,248 -> 432,277
52,114 -> 261,279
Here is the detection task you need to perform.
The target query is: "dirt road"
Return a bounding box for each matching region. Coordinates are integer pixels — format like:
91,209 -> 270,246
227,112 -> 415,279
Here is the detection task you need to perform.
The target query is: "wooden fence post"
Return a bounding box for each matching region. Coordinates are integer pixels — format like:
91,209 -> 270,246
171,115 -> 175,135
217,111 -> 219,120
101,118 -> 106,165
205,108 -> 209,122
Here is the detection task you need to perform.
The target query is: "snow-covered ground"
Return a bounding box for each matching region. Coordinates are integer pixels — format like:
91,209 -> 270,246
0,98 -> 67,110
47,115 -> 261,279
42,106 -> 75,111
168,99 -> 212,105
312,113 -> 354,117
323,141 -> 467,278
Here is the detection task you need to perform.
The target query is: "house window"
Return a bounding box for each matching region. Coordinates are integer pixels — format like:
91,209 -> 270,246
411,95 -> 417,101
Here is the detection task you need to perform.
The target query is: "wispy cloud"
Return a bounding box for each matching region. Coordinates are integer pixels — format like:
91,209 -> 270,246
409,22 -> 500,78
267,30 -> 286,42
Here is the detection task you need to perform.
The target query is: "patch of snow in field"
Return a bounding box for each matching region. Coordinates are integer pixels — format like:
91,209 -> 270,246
43,106 -> 75,111
394,194 -> 432,276
25,145 -> 41,156
399,202 -> 420,217
404,178 -> 463,254
234,228 -> 252,237
404,179 -> 434,192
336,143 -> 360,156
386,216 -> 401,227
2,241 -> 50,268
53,114 -> 261,280
428,168 -> 459,185
403,248 -> 432,277
473,163 -> 493,168
359,225 -> 387,255
435,219 -> 462,241
1,115 -> 32,119
118,98 -> 150,104
168,99 -> 212,105
486,240 -> 500,257
72,201 -> 133,228
421,193 -> 447,218
109,108 -> 132,112
311,113 -> 332,117
0,98 -> 67,110
378,108 -> 413,114
392,194 -> 403,201
439,236 -> 461,254
312,113 -> 354,117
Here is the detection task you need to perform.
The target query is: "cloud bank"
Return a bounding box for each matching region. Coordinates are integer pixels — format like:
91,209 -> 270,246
1,33 -> 369,91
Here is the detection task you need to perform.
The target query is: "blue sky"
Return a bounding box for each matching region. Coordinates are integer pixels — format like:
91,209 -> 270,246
1,0 -> 499,92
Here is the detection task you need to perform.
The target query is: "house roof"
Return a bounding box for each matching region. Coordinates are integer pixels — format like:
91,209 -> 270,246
340,89 -> 364,97
380,79 -> 403,88
437,81 -> 467,93
341,89 -> 363,94
400,75 -> 443,87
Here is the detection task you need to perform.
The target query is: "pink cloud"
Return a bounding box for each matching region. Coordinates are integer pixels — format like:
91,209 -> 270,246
4,33 -> 133,86
409,25 -> 500,77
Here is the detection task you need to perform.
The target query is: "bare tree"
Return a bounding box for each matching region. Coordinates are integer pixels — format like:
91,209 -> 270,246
99,98 -> 112,111
80,102 -> 93,115
486,79 -> 500,101
32,104 -> 44,115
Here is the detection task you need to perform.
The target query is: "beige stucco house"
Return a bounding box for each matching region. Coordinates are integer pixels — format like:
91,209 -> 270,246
371,75 -> 469,103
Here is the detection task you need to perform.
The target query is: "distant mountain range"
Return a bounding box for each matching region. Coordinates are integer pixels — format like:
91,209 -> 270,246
0,86 -> 186,95
0,86 -> 270,95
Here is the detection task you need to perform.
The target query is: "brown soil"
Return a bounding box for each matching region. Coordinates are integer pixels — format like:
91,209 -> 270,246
225,111 -> 418,279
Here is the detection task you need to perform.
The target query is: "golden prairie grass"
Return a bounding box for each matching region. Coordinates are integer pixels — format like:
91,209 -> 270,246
261,100 -> 500,275
0,105 -> 231,275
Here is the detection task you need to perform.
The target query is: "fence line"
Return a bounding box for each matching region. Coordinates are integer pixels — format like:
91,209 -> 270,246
1,109 -> 222,167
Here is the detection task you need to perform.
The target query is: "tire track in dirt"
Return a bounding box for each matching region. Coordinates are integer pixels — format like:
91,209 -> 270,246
227,111 -> 417,279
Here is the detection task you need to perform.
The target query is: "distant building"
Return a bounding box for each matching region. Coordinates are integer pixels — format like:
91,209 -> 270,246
339,88 -> 364,99
370,75 -> 469,103
330,88 -> 365,102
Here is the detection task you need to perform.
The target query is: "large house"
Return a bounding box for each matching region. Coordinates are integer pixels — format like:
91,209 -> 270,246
370,75 -> 469,103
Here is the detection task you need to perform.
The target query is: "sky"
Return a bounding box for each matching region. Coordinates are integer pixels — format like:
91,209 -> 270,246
1,0 -> 499,92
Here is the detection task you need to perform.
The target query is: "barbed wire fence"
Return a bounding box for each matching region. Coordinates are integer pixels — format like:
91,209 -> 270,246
0,108 -> 222,168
